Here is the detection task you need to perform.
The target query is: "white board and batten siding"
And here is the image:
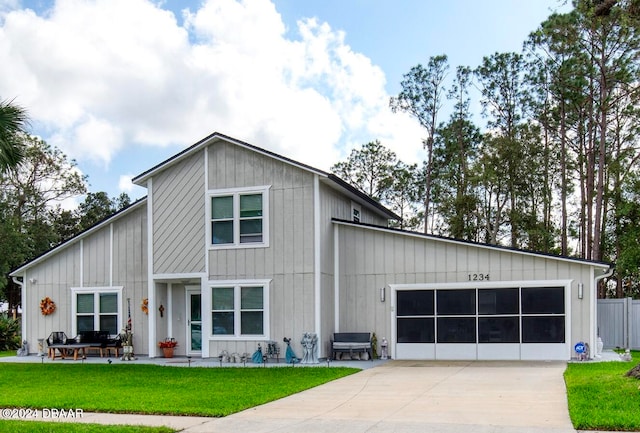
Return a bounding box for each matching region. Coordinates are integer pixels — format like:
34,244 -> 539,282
205,142 -> 317,356
334,221 -> 603,361
316,182 -> 389,350
21,202 -> 148,353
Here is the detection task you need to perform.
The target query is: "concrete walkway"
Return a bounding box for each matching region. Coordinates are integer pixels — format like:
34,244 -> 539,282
12,360 -> 581,433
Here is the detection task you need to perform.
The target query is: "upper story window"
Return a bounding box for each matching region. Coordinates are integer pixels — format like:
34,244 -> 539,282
209,186 -> 270,248
351,202 -> 361,222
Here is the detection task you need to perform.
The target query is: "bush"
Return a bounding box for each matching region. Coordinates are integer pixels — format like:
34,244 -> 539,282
0,315 -> 20,351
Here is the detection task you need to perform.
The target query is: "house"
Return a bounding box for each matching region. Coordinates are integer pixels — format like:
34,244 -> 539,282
10,132 -> 612,361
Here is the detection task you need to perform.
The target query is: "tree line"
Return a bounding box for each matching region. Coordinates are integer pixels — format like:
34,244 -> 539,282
1,1 -> 638,310
0,104 -> 130,313
333,0 -> 640,298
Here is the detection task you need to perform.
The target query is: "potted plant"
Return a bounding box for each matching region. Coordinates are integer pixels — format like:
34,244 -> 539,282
158,338 -> 178,358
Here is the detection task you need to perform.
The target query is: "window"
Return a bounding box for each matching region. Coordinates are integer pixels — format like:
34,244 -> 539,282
397,290 -> 434,316
72,287 -> 122,336
478,288 -> 520,343
397,318 -> 434,343
521,287 -> 564,314
211,282 -> 269,338
522,286 -> 565,343
478,288 -> 519,315
478,317 -> 519,343
437,317 -> 476,343
437,289 -> 475,315
522,316 -> 565,343
210,187 -> 269,247
396,290 -> 435,343
351,202 -> 361,223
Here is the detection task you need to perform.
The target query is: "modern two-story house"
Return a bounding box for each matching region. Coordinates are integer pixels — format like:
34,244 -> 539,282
11,132 -> 612,361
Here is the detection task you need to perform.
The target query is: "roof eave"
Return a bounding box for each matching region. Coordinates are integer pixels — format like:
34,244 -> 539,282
10,198 -> 148,276
132,132 -> 329,186
332,219 -> 612,269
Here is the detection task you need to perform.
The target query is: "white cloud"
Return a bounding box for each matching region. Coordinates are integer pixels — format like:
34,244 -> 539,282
0,0 -> 424,176
118,174 -> 134,193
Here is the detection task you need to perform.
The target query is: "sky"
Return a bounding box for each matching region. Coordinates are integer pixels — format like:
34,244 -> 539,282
0,0 -> 569,205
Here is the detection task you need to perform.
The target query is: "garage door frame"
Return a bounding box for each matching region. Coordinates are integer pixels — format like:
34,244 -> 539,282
390,279 -> 573,361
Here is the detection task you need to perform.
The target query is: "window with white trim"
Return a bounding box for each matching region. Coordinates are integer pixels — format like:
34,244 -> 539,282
351,202 -> 361,222
72,287 -> 122,336
211,283 -> 268,338
210,187 -> 269,247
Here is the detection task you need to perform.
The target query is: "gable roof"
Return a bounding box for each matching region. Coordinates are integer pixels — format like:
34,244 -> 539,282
332,218 -> 613,271
132,131 -> 400,221
10,197 -> 148,276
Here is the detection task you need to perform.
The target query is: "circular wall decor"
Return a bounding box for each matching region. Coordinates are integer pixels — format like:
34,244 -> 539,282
40,297 -> 56,316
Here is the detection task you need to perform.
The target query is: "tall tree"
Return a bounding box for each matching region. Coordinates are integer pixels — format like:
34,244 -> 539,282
573,0 -> 640,261
390,55 -> 449,233
475,52 -> 535,248
432,66 -> 482,241
0,136 -> 87,311
0,98 -> 29,173
526,11 -> 588,256
76,191 -> 130,231
331,140 -> 397,201
383,161 -> 422,230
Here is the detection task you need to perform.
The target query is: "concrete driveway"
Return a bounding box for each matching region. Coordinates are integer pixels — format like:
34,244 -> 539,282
183,360 -> 576,433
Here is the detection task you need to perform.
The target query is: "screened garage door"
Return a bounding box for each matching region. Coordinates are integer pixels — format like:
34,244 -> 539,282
394,285 -> 569,360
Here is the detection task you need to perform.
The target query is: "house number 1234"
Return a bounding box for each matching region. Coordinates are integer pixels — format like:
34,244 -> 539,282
468,273 -> 490,281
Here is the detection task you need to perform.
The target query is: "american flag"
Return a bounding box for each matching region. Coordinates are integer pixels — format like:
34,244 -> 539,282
126,298 -> 132,331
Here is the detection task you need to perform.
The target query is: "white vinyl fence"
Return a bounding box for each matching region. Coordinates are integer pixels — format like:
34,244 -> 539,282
597,298 -> 640,350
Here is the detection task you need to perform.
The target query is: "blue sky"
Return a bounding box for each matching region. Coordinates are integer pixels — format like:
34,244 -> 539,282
0,0 -> 568,205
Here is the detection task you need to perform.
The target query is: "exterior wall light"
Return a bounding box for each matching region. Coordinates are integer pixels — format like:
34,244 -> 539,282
578,283 -> 584,299
380,287 -> 385,302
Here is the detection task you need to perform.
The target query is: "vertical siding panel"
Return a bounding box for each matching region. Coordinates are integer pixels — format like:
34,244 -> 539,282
205,141 -> 317,354
22,203 -> 147,352
154,150 -> 205,274
293,187 -> 304,274
336,224 -> 599,355
304,184 -> 314,274
281,187 -> 293,273
364,231 -> 375,275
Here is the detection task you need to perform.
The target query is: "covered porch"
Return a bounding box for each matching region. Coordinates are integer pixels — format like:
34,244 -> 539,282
149,276 -> 203,358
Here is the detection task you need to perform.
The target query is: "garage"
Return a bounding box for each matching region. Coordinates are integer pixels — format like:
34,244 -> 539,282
391,281 -> 570,360
334,220 -> 611,361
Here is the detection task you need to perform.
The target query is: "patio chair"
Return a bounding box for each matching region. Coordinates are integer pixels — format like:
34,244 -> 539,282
46,331 -> 72,359
47,331 -> 70,345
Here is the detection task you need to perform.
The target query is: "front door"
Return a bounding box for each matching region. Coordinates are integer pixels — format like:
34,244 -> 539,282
186,288 -> 202,355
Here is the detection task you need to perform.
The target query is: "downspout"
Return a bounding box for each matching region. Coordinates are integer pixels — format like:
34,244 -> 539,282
594,266 -> 614,288
12,276 -> 25,343
592,266 -> 614,358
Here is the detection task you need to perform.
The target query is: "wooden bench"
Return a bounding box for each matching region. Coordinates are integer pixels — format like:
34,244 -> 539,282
330,332 -> 372,360
75,331 -> 122,357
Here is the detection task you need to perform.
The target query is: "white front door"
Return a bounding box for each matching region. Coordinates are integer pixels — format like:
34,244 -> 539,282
186,288 -> 202,356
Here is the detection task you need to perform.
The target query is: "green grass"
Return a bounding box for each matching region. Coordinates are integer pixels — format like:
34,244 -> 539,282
565,351 -> 640,431
0,351 -> 15,358
0,364 -> 357,417
0,421 -> 174,433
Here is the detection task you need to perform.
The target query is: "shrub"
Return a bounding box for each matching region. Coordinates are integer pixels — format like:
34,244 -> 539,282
0,315 -> 20,351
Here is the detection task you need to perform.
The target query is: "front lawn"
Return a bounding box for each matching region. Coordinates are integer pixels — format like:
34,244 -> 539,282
0,421 -> 174,433
565,352 -> 640,431
0,364 -> 358,417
